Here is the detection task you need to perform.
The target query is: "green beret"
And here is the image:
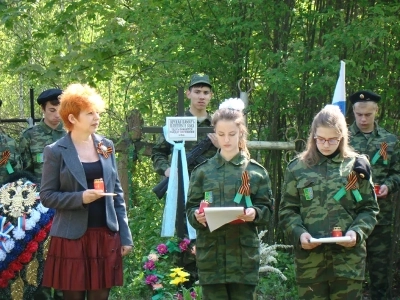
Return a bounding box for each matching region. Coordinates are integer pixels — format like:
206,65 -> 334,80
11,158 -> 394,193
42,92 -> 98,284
189,74 -> 211,88
37,88 -> 62,105
349,90 -> 381,105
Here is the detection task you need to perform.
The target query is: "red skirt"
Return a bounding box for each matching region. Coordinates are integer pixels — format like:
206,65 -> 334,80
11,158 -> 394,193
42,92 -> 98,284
43,227 -> 123,291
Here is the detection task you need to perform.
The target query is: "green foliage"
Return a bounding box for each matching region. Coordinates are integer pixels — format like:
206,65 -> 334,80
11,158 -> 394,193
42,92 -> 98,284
1,1 -> 400,296
256,251 -> 298,300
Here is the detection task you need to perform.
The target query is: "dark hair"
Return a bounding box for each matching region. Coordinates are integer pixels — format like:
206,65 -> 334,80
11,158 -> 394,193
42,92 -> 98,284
41,98 -> 61,110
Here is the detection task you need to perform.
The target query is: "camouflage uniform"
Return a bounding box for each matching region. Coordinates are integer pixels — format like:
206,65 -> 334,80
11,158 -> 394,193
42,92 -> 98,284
0,133 -> 21,183
19,119 -> 66,180
151,109 -> 218,176
279,153 -> 379,299
186,151 -> 273,299
349,121 -> 400,300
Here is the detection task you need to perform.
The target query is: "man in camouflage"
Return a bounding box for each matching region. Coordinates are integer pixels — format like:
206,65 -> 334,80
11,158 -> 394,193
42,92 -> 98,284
19,89 -> 66,181
151,74 -> 219,177
348,90 -> 400,300
0,100 -> 22,183
151,74 -> 219,285
19,89 -> 66,300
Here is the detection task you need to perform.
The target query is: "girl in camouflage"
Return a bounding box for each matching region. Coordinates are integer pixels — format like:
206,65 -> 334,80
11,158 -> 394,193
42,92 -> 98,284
279,105 -> 379,299
186,98 -> 273,300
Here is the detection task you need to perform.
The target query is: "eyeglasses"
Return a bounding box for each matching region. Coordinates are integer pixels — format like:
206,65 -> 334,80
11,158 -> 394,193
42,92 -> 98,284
314,137 -> 341,145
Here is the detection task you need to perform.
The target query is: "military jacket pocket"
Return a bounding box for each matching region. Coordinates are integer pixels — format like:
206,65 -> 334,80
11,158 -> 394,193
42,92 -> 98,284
239,235 -> 260,271
196,237 -> 217,271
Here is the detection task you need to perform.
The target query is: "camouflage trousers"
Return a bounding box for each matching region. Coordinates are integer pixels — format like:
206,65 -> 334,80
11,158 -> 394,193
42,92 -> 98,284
366,224 -> 393,300
297,278 -> 363,300
202,283 -> 256,300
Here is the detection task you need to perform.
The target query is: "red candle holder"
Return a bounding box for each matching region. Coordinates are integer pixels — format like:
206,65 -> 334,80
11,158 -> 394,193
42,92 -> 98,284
332,227 -> 342,237
199,200 -> 209,213
94,178 -> 105,191
374,184 -> 380,196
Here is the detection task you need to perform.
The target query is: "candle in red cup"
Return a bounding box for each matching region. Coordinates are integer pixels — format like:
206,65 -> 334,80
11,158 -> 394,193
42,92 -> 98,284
374,184 -> 380,196
332,227 -> 342,237
199,200 -> 209,213
94,178 -> 105,191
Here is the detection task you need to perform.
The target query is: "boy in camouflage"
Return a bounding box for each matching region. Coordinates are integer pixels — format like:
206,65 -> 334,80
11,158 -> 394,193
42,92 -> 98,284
279,105 -> 379,299
348,90 -> 400,300
186,98 -> 273,299
0,100 -> 22,183
151,73 -> 219,177
19,89 -> 66,181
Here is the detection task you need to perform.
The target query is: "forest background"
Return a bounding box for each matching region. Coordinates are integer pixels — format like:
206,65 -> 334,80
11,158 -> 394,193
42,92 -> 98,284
0,0 -> 399,299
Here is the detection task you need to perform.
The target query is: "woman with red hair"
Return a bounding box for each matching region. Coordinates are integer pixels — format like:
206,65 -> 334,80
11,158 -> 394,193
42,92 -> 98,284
40,83 -> 133,300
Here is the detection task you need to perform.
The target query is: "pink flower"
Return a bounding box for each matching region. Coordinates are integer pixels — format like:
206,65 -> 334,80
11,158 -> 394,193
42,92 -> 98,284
179,238 -> 190,251
157,243 -> 168,255
145,274 -> 158,285
175,292 -> 183,300
191,291 -> 197,299
143,260 -> 155,270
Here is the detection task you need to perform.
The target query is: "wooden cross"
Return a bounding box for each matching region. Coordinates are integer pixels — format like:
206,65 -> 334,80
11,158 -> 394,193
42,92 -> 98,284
142,87 -> 214,239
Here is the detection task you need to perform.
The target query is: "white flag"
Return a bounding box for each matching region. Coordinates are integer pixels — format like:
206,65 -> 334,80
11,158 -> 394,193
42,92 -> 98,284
332,60 -> 346,115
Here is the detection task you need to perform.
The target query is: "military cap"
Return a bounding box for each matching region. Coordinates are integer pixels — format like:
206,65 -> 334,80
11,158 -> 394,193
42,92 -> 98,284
37,88 -> 63,105
189,74 -> 211,88
349,90 -> 381,105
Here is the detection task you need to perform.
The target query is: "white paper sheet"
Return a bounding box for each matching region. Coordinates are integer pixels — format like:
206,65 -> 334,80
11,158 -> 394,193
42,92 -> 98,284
309,236 -> 351,243
204,207 -> 244,232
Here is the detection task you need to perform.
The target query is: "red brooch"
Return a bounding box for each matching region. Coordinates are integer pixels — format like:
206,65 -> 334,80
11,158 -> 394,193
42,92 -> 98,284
96,142 -> 113,159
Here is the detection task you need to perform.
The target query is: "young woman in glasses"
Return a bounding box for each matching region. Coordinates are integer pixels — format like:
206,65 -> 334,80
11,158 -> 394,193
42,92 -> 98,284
279,105 -> 379,299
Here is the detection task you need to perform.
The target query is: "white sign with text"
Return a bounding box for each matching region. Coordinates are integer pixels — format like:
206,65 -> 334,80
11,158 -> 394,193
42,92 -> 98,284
166,116 -> 197,141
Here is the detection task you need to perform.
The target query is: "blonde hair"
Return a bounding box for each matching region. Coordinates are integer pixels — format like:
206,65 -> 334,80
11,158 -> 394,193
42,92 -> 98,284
299,105 -> 357,167
59,84 -> 105,131
212,107 -> 249,158
353,101 -> 378,110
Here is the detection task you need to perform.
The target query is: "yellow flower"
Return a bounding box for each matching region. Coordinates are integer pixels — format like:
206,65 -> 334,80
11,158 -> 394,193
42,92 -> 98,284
170,267 -> 184,273
169,276 -> 189,285
169,267 -> 190,285
177,270 -> 190,278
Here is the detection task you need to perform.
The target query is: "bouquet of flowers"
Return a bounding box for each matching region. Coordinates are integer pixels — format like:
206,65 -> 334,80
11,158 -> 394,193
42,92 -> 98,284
142,238 -> 200,299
